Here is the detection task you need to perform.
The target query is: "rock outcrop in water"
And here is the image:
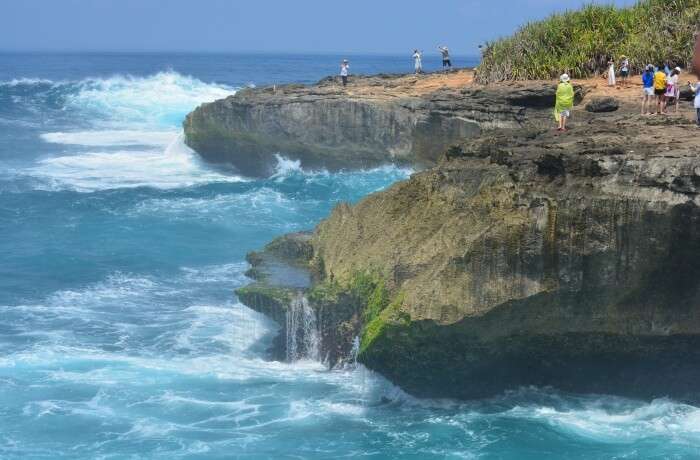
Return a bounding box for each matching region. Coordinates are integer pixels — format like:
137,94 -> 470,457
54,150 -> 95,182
184,71 -> 585,177
221,73 -> 700,401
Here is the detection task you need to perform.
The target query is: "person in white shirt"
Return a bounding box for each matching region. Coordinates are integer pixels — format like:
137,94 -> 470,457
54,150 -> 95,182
413,50 -> 423,74
340,59 -> 349,86
670,67 -> 682,113
688,79 -> 700,126
607,58 -> 616,87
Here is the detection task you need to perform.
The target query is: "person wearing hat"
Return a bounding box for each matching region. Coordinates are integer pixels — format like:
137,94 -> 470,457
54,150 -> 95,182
641,64 -> 655,115
620,56 -> 630,87
555,73 -> 574,131
671,67 -> 682,113
340,59 -> 349,87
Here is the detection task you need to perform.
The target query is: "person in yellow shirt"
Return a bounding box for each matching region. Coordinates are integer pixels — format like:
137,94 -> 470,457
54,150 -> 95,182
653,64 -> 668,114
554,74 -> 574,131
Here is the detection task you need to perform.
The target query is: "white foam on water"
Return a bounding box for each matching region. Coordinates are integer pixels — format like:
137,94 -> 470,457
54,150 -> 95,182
41,130 -> 178,147
505,396 -> 700,443
0,77 -> 55,87
28,135 -> 246,192
64,71 -> 235,128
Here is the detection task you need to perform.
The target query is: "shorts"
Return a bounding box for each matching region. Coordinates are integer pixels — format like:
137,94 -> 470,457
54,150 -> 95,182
442,59 -> 452,67
643,87 -> 654,96
559,109 -> 570,118
654,88 -> 665,96
621,70 -> 629,77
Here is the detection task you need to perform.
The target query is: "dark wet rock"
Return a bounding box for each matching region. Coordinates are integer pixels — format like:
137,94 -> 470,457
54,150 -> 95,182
585,97 -> 620,112
235,79 -> 700,402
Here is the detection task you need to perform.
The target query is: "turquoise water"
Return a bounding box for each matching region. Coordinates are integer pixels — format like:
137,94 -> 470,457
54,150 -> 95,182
1,53 -> 699,459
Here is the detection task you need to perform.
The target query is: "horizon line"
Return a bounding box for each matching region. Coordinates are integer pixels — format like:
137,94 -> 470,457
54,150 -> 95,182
0,49 -> 481,58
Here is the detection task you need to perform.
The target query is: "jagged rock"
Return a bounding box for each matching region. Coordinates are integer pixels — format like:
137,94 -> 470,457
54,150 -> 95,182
232,79 -> 700,402
585,97 -> 620,112
183,71 -> 585,177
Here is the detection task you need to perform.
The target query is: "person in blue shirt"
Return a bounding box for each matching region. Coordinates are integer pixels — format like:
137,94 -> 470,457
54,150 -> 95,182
641,64 -> 655,115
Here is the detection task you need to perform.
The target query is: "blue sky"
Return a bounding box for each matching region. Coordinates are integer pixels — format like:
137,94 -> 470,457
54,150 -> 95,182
2,0 -> 636,54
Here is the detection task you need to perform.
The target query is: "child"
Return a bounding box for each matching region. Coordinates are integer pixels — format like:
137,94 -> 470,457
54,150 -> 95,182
666,68 -> 680,113
653,64 -> 667,114
555,74 -> 574,131
641,64 -> 655,115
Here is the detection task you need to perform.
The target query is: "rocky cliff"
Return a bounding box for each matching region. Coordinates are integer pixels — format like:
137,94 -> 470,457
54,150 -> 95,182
184,71 -> 584,177
220,74 -> 700,401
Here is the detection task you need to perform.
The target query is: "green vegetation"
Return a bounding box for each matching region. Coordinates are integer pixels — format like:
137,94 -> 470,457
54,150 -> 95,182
307,270 -> 408,354
476,0 -> 700,83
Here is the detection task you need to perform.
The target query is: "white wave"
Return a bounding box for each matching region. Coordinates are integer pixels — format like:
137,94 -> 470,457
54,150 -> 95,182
271,154 -> 304,178
41,130 -> 178,147
64,71 -> 234,128
29,134 -> 245,192
0,77 -> 54,87
506,396 -> 700,442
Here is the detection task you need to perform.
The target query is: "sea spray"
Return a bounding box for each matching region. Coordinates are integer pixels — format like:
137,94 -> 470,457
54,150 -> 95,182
285,293 -> 320,362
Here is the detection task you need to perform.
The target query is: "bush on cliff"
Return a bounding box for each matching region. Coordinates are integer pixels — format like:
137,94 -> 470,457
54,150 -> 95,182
475,0 -> 700,83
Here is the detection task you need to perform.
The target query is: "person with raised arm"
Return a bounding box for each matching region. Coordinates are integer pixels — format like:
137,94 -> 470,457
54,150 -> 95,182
438,45 -> 452,71
413,49 -> 423,74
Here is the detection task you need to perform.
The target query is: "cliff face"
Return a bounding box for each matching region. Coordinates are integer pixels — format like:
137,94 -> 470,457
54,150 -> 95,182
308,101 -> 700,400
184,72 -> 582,177
215,73 -> 700,401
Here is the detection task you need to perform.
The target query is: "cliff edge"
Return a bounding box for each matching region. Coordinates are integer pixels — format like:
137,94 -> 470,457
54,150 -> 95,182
184,71 -> 585,177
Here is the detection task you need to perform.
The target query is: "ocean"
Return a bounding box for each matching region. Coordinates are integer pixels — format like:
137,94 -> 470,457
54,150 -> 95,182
1,52 -> 699,459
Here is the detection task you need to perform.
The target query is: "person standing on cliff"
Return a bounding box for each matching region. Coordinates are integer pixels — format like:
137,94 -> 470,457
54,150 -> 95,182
620,56 -> 630,87
653,64 -> 668,114
688,78 -> 700,126
641,64 -> 655,115
413,50 -> 423,74
555,74 -> 574,132
340,59 -> 349,86
607,57 -> 616,87
438,46 -> 451,71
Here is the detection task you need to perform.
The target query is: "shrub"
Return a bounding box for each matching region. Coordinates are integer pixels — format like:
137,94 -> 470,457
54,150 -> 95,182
475,0 -> 700,83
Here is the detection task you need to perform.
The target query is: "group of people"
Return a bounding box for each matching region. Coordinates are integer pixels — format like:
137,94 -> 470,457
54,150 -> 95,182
338,46 -> 453,86
555,58 -> 700,131
641,63 -> 685,115
412,46 -> 453,74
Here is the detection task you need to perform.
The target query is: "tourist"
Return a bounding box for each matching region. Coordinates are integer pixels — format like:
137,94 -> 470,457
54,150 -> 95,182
671,67 -> 682,113
641,64 -> 655,115
413,50 -> 423,74
688,79 -> 700,126
607,57 -> 616,87
665,67 -> 680,114
438,46 -> 452,71
555,73 -> 574,132
620,56 -> 630,87
653,64 -> 667,114
340,59 -> 349,86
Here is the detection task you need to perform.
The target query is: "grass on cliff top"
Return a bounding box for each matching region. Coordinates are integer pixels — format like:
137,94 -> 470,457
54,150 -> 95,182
475,0 -> 700,83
